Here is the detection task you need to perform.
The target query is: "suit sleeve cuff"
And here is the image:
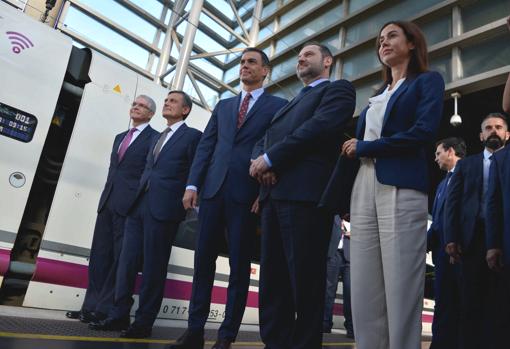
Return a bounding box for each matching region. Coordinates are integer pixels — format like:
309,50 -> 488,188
263,153 -> 272,168
356,140 -> 370,158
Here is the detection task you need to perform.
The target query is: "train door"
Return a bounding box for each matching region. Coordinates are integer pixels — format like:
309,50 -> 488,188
0,2 -> 72,291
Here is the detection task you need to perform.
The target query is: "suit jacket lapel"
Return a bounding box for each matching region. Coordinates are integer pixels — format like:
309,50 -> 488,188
239,92 -> 266,130
271,81 -> 328,124
118,126 -> 153,163
155,124 -> 188,163
231,94 -> 242,132
356,107 -> 369,139
113,131 -> 127,165
476,152 -> 484,196
382,80 -> 410,129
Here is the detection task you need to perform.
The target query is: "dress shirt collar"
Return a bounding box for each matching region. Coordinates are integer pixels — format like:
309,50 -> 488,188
241,87 -> 264,102
483,148 -> 494,161
167,120 -> 185,133
306,78 -> 329,88
132,122 -> 149,132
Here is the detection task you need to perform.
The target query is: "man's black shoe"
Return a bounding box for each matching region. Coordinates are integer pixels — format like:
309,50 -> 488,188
167,329 -> 204,349
89,311 -> 107,323
322,326 -> 332,333
346,330 -> 355,339
65,310 -> 82,320
211,338 -> 232,349
66,310 -> 98,323
120,324 -> 152,339
89,317 -> 130,331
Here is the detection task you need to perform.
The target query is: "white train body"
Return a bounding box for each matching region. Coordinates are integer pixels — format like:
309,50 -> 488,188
0,2 -> 432,333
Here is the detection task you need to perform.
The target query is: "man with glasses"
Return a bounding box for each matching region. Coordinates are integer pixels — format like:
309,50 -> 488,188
90,91 -> 201,339
66,95 -> 159,323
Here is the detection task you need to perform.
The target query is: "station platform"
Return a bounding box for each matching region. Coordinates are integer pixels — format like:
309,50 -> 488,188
0,306 -> 431,348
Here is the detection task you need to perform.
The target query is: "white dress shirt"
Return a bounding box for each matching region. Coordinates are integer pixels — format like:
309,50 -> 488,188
363,78 -> 406,142
240,87 -> 265,113
160,120 -> 185,149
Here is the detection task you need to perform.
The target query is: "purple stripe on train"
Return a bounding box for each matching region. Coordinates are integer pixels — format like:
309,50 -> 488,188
30,253 -> 261,308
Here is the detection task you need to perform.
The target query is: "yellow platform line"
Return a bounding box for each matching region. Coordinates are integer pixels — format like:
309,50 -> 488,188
0,331 -> 356,347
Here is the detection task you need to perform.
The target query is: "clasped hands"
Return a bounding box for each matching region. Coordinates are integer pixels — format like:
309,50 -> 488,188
341,138 -> 358,158
249,156 -> 277,186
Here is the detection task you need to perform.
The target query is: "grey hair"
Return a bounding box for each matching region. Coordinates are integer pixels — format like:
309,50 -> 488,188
136,94 -> 156,113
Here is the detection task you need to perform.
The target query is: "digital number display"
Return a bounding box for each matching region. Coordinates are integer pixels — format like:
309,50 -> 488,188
0,102 -> 37,143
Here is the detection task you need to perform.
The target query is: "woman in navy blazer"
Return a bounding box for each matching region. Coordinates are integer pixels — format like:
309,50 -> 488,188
342,21 -> 444,349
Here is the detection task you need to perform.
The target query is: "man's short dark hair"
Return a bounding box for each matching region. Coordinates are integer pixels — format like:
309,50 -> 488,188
481,112 -> 508,129
301,41 -> 333,76
241,47 -> 270,67
436,137 -> 466,158
168,90 -> 193,119
301,41 -> 333,59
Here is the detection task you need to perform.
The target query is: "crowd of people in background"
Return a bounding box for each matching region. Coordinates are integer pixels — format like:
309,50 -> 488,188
63,16 -> 510,349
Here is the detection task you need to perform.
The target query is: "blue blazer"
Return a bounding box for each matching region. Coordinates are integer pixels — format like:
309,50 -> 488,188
254,79 -> 356,202
486,146 -> 510,265
444,153 -> 484,249
98,125 -> 159,216
356,71 -> 445,193
134,123 -> 202,222
187,92 -> 287,204
427,176 -> 449,258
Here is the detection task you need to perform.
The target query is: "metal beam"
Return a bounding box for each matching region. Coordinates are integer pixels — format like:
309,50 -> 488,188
228,0 -> 250,40
190,48 -> 244,60
113,0 -> 166,30
249,0 -> 263,45
202,7 -> 250,46
60,27 -> 154,79
187,70 -> 211,111
66,0 -> 159,54
172,0 -> 204,90
155,0 -> 188,82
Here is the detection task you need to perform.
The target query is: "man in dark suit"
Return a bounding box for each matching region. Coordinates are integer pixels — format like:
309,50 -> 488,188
90,91 -> 202,338
170,48 -> 287,349
427,137 -> 465,349
250,42 -> 355,349
445,113 -> 509,349
486,128 -> 510,344
66,95 -> 158,323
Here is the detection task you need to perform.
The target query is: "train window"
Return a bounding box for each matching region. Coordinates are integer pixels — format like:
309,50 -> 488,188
0,102 -> 37,143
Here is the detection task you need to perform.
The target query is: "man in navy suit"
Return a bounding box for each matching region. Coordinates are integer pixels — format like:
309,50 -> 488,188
250,42 -> 355,349
66,95 -> 158,323
428,137 -> 465,349
445,113 -> 509,349
90,91 -> 201,338
486,140 -> 510,340
170,48 -> 287,349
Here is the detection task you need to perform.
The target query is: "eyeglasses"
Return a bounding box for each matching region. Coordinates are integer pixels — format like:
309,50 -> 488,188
131,102 -> 151,110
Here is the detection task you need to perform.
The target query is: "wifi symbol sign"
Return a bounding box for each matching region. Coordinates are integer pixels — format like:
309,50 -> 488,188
6,31 -> 34,54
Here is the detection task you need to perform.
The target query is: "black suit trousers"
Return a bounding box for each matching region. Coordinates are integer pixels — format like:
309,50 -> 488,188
458,226 -> 499,349
259,198 -> 332,349
111,195 -> 179,327
188,186 -> 257,340
83,198 -> 126,315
